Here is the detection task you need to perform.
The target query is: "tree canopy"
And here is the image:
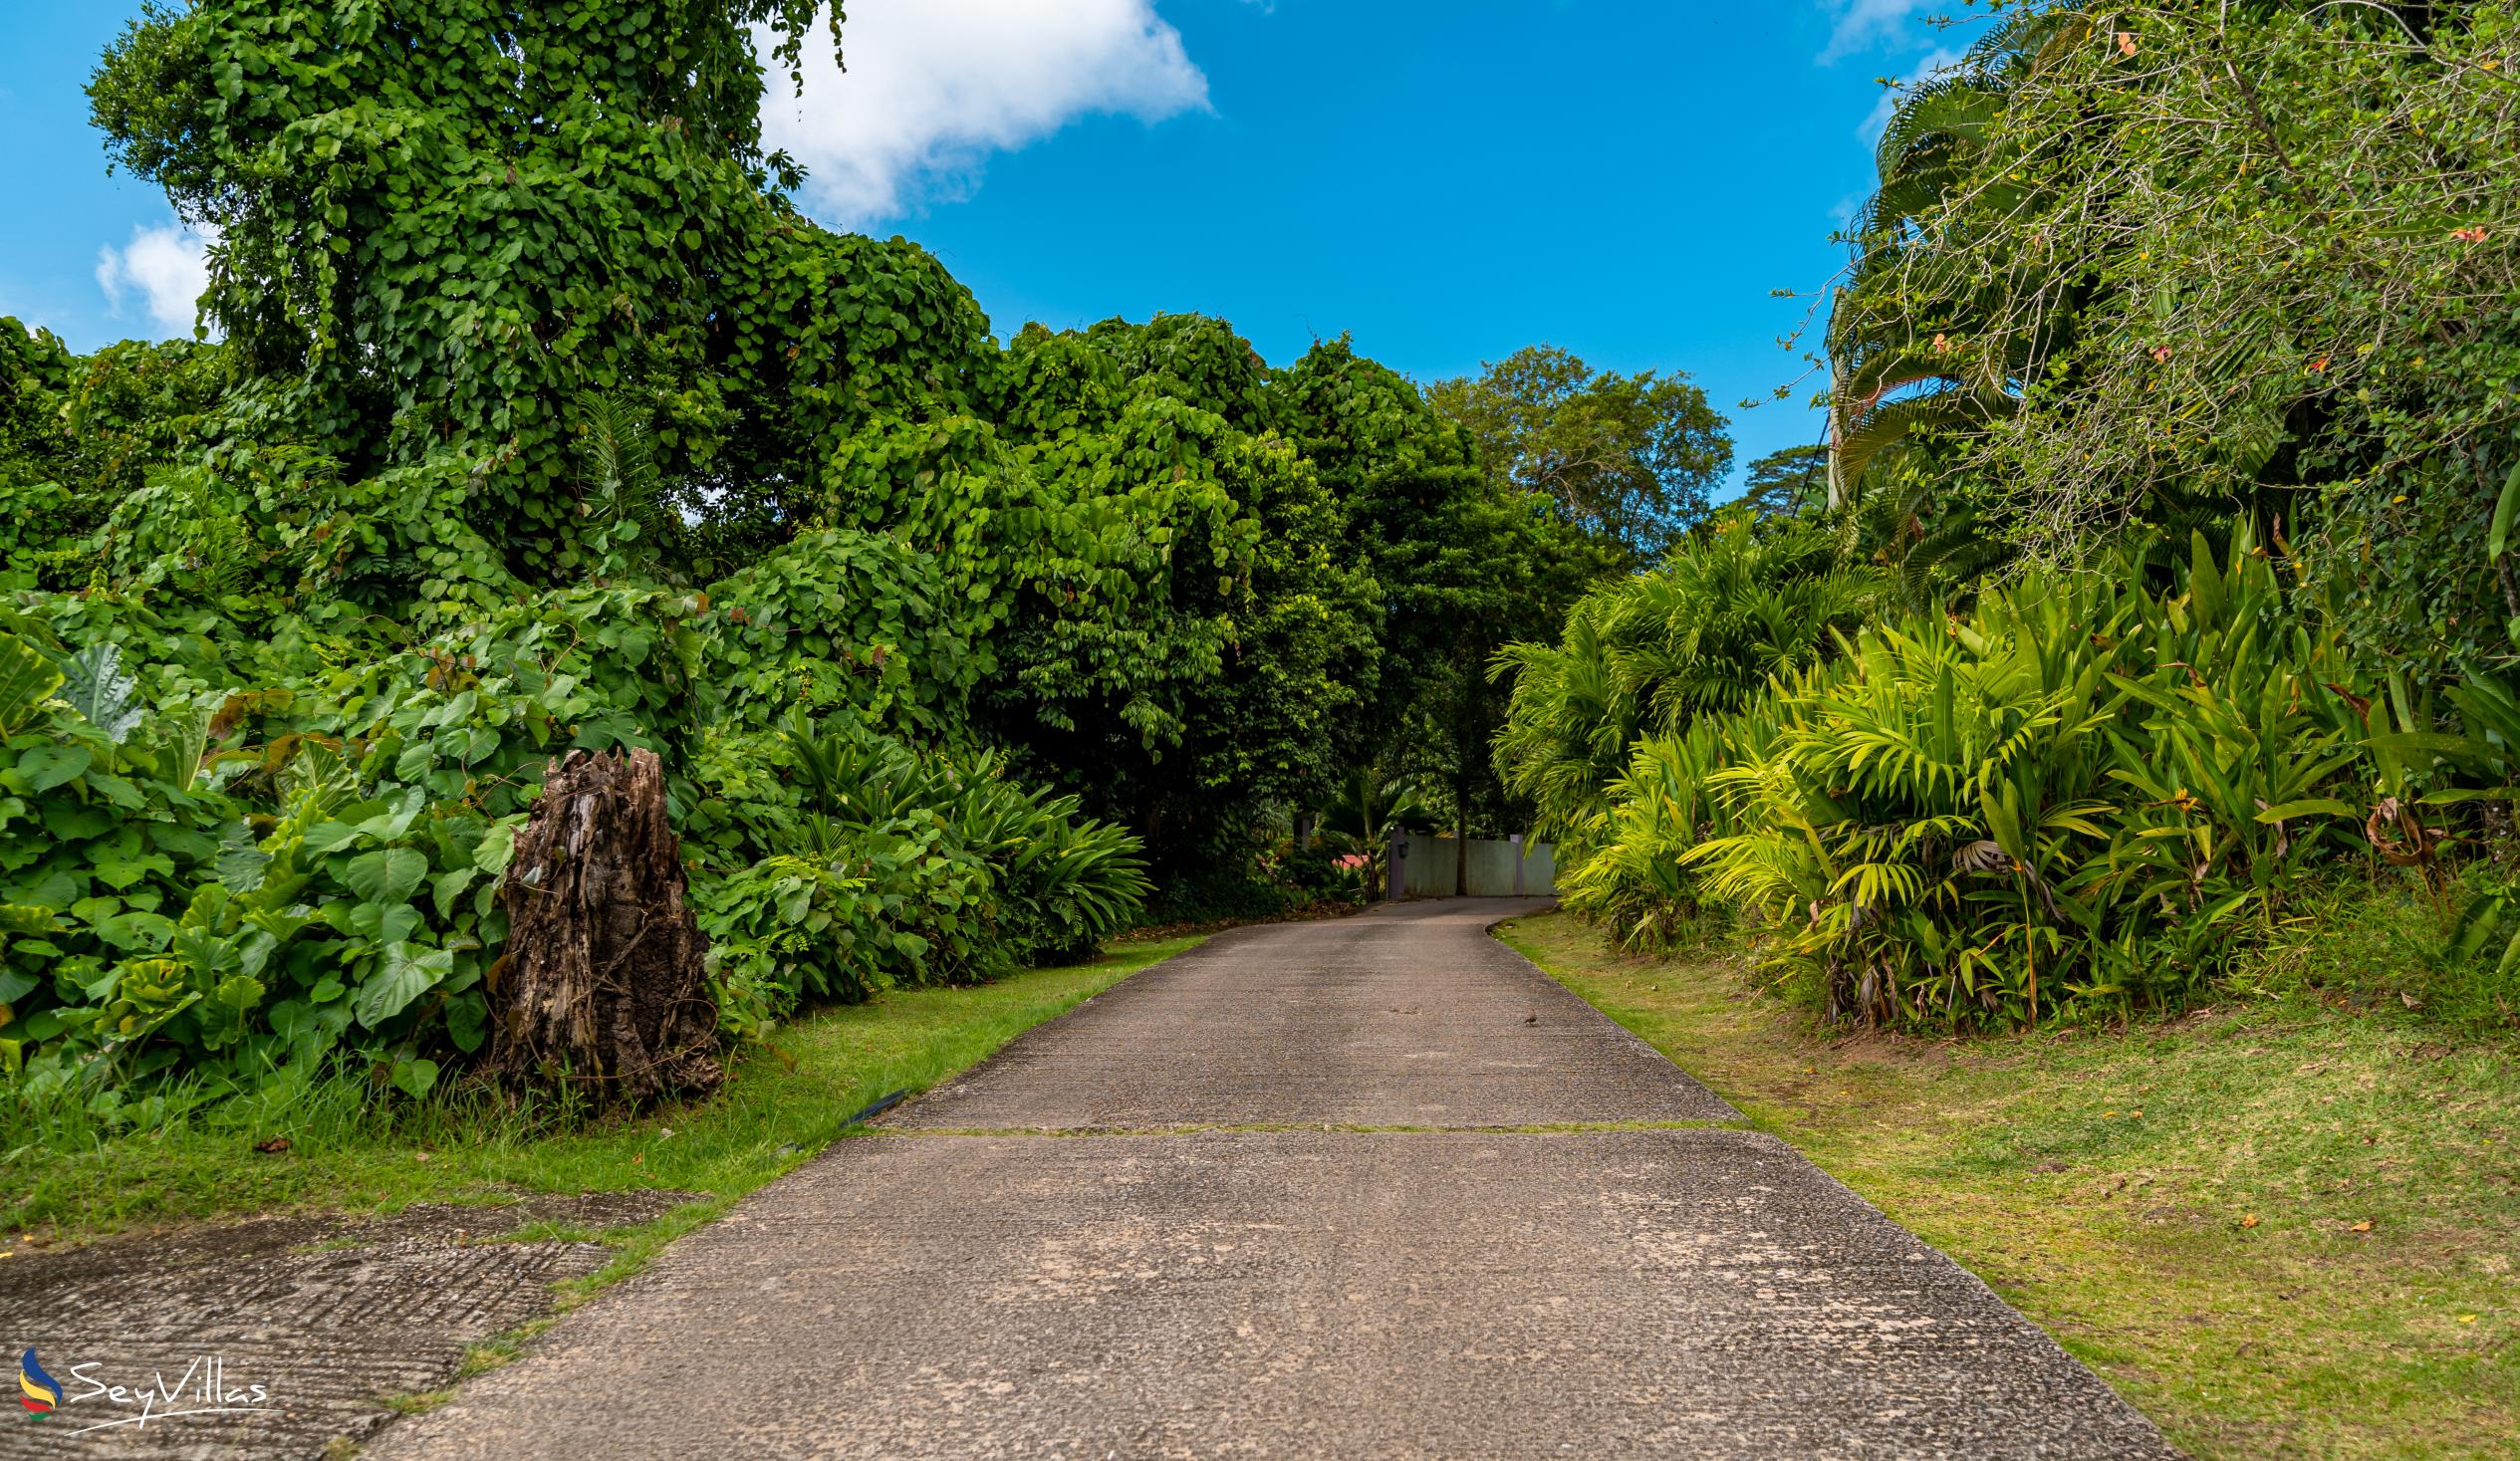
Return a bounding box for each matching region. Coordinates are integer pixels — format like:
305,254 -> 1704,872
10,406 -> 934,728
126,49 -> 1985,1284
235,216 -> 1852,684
1426,345 -> 1732,567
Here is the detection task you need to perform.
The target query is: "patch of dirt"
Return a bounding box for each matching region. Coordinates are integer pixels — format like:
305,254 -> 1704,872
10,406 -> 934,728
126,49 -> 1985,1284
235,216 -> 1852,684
0,1191 -> 692,1459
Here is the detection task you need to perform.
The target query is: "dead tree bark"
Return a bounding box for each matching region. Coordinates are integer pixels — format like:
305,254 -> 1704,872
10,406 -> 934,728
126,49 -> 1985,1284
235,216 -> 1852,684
492,748 -> 722,1108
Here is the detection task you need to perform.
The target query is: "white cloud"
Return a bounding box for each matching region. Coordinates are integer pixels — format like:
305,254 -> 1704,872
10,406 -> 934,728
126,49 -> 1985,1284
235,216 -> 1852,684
1823,0 -> 1935,64
96,221 -> 218,338
757,0 -> 1209,226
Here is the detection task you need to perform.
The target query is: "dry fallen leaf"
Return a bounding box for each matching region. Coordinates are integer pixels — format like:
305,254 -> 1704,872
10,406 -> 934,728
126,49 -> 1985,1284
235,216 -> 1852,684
2242,1214 -> 2262,1229
2459,1314 -> 2479,1324
2351,1220 -> 2374,1232
254,1136 -> 292,1154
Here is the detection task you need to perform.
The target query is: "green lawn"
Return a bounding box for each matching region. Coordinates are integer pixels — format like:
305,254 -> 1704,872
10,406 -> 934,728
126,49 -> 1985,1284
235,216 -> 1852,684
1,935 -> 1203,1245
1501,911 -> 2520,1461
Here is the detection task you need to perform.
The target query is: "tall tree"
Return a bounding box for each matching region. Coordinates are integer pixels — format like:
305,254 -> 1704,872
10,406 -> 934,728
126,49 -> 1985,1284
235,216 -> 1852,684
966,316 -> 1383,879
1425,346 -> 1732,567
1738,443 -> 1829,520
87,0 -> 991,587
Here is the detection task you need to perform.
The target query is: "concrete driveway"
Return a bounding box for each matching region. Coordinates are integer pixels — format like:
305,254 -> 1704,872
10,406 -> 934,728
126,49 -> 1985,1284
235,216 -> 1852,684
371,899 -> 2177,1459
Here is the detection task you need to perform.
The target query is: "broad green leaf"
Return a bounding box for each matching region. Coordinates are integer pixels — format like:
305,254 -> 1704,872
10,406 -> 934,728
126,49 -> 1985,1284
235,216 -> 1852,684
356,787 -> 426,842
301,819 -> 366,853
15,745 -> 91,793
95,910 -> 175,952
431,866 -> 477,920
92,848 -> 175,891
0,633 -> 62,736
343,847 -> 429,906
0,904 -> 59,936
269,998 -> 318,1045
42,801 -> 113,841
346,900 -> 422,945
60,642 -> 143,744
351,941 -> 454,1028
389,1057 -> 441,1098
472,817 -> 521,874
444,991 -> 490,1054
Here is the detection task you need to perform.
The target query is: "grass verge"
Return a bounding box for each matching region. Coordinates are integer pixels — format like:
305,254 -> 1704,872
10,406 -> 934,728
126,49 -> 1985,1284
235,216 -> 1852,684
1500,910 -> 2520,1461
0,935 -> 1204,1242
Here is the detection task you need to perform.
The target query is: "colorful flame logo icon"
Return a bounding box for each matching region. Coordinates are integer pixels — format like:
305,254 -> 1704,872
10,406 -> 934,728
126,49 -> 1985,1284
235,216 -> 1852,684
17,1349 -> 62,1416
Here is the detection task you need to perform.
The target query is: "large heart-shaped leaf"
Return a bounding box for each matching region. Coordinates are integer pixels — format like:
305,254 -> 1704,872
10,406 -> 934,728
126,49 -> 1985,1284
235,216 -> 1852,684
351,941 -> 455,1029
343,847 -> 428,906
355,787 -> 426,842
92,849 -> 175,891
444,991 -> 490,1054
15,745 -> 92,793
95,910 -> 176,952
389,1057 -> 441,1098
345,900 -> 422,945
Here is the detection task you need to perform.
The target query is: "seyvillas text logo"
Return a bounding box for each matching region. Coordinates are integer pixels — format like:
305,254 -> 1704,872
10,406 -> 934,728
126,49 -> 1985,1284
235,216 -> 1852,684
10,1349 -> 277,1435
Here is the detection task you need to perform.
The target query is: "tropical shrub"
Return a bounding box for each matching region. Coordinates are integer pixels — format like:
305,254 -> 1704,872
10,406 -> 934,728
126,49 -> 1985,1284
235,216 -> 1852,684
1493,511 -> 1883,856
1556,712 -> 1765,949
1506,527 -> 2417,1026
695,720 -> 1152,1036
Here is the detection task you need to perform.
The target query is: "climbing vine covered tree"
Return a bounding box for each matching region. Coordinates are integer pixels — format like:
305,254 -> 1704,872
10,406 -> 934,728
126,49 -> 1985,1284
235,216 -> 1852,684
89,0 -> 989,586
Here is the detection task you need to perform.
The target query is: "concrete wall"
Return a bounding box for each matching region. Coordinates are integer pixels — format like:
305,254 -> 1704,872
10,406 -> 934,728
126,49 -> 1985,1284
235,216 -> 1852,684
1394,831 -> 1556,897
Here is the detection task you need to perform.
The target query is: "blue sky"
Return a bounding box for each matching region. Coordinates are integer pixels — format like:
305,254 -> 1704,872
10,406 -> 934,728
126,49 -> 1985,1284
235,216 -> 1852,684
0,1 -> 1969,489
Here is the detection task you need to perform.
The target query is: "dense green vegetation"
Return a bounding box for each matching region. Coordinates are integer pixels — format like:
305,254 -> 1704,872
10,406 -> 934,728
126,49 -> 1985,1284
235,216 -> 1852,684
0,0 -> 1718,1116
1501,0 -> 2520,1038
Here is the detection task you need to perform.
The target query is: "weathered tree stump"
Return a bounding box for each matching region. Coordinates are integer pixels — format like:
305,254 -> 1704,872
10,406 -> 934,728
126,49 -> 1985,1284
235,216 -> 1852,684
491,748 -> 722,1108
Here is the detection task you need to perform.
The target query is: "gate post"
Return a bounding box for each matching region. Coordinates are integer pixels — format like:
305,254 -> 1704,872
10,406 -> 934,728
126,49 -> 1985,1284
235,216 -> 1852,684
1511,832 -> 1525,897
1386,823 -> 1407,901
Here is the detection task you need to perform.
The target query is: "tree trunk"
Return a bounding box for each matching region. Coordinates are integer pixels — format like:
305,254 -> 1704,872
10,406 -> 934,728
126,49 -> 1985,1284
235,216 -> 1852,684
492,748 -> 722,1108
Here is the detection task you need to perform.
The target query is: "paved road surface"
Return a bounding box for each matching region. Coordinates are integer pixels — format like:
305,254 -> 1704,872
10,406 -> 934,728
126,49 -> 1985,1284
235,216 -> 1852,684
372,900 -> 2177,1459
